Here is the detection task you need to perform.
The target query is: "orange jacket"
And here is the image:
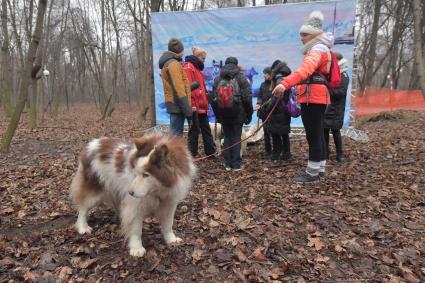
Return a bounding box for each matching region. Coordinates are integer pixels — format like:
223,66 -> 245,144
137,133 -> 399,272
158,51 -> 192,117
281,35 -> 333,105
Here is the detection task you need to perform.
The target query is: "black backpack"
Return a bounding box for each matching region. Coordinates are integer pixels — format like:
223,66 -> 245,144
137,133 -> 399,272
213,77 -> 242,117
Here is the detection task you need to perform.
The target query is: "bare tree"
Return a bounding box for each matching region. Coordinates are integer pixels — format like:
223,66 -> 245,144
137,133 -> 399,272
0,0 -> 48,153
0,0 -> 13,117
412,0 -> 425,97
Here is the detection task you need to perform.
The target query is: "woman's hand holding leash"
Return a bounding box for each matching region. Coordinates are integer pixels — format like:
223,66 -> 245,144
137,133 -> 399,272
272,84 -> 286,96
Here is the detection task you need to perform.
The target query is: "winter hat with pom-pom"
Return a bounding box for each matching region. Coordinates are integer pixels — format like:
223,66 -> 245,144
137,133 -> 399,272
299,11 -> 324,35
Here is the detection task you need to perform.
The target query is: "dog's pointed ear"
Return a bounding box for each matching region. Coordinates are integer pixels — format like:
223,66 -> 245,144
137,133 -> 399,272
133,136 -> 146,152
149,144 -> 168,165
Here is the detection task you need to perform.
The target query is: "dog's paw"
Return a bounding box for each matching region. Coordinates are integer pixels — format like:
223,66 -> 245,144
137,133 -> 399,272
129,246 -> 146,257
76,224 -> 92,235
165,235 -> 183,245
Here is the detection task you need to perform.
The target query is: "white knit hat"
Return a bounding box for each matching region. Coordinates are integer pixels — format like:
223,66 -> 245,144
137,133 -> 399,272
299,11 -> 324,35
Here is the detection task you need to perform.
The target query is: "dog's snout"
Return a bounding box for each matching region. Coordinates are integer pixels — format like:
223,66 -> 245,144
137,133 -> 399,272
129,190 -> 134,196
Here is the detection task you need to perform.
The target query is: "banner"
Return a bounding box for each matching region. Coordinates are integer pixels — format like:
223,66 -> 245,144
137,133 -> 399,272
152,0 -> 356,127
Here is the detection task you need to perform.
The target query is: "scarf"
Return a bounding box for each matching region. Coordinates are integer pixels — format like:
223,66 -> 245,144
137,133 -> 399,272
300,32 -> 334,54
184,55 -> 204,71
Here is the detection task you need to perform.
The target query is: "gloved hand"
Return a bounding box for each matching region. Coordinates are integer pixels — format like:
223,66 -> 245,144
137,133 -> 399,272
190,81 -> 200,91
245,115 -> 252,125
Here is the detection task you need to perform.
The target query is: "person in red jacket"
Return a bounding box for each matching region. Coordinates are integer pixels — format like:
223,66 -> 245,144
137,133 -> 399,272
273,11 -> 334,183
183,47 -> 216,157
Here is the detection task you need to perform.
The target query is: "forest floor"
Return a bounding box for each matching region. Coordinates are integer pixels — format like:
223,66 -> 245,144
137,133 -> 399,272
1,105 -> 424,282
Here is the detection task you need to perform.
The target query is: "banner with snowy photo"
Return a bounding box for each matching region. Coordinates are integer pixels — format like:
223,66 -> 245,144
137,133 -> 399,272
151,0 -> 356,126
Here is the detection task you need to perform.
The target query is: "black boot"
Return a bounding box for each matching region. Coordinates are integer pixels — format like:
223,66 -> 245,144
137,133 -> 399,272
271,151 -> 281,161
336,152 -> 345,162
280,151 -> 291,160
332,129 -> 344,162
264,151 -> 272,160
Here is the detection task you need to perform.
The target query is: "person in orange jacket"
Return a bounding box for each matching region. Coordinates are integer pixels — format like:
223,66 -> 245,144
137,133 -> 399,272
158,38 -> 192,137
273,11 -> 334,183
183,47 -> 216,157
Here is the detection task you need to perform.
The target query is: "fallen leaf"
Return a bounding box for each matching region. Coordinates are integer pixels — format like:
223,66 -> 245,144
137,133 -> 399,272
237,218 -> 251,230
268,267 -> 282,279
23,271 -> 38,281
315,254 -> 330,263
364,239 -> 374,247
79,258 -> 98,269
192,248 -> 203,263
252,247 -> 267,262
382,255 -> 394,265
0,257 -> 15,266
209,219 -> 220,227
234,248 -> 248,262
209,208 -> 221,219
58,266 -> 73,282
17,210 -> 26,219
308,236 -> 326,251
334,244 -> 345,253
0,207 -> 14,215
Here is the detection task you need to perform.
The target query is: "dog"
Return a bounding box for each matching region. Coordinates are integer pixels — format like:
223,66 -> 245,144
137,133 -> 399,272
70,134 -> 196,257
209,122 -> 247,157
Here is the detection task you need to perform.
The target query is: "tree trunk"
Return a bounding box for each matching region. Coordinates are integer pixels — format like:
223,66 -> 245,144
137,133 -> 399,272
362,0 -> 381,89
412,0 -> 425,98
0,0 -> 13,117
0,0 -> 48,153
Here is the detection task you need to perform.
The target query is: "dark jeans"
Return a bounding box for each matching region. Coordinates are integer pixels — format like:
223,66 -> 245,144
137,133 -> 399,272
188,112 -> 216,156
222,122 -> 243,169
300,103 -> 327,162
263,127 -> 272,154
324,128 -> 343,157
169,113 -> 186,137
271,134 -> 290,156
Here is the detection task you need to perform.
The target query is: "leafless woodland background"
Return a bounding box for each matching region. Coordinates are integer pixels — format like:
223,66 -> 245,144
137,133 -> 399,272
0,0 -> 424,152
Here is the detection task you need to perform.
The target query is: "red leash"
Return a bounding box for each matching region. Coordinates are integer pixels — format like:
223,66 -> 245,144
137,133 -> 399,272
193,98 -> 281,162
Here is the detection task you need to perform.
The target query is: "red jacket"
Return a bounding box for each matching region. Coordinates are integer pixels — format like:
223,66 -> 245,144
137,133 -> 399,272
183,61 -> 209,114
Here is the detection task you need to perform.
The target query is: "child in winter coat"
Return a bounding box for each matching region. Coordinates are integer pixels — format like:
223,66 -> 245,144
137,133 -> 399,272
256,67 -> 273,159
323,52 -> 349,162
268,60 -> 292,161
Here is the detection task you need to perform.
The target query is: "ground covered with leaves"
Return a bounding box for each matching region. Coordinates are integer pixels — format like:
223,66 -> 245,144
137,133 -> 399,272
1,106 -> 424,282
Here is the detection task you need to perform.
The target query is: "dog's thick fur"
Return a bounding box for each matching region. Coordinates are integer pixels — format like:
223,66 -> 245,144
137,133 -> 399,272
70,134 -> 196,257
209,123 -> 247,157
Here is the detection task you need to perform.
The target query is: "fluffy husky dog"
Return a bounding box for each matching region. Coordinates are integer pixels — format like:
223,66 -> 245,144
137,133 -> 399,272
70,134 -> 196,257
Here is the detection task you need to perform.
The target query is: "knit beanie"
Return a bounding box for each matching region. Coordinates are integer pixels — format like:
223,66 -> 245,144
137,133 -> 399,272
263,67 -> 272,75
299,11 -> 324,35
225,56 -> 238,65
168,38 -> 184,54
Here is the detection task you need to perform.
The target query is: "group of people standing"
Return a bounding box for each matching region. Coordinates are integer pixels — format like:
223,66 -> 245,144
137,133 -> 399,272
158,10 -> 349,183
